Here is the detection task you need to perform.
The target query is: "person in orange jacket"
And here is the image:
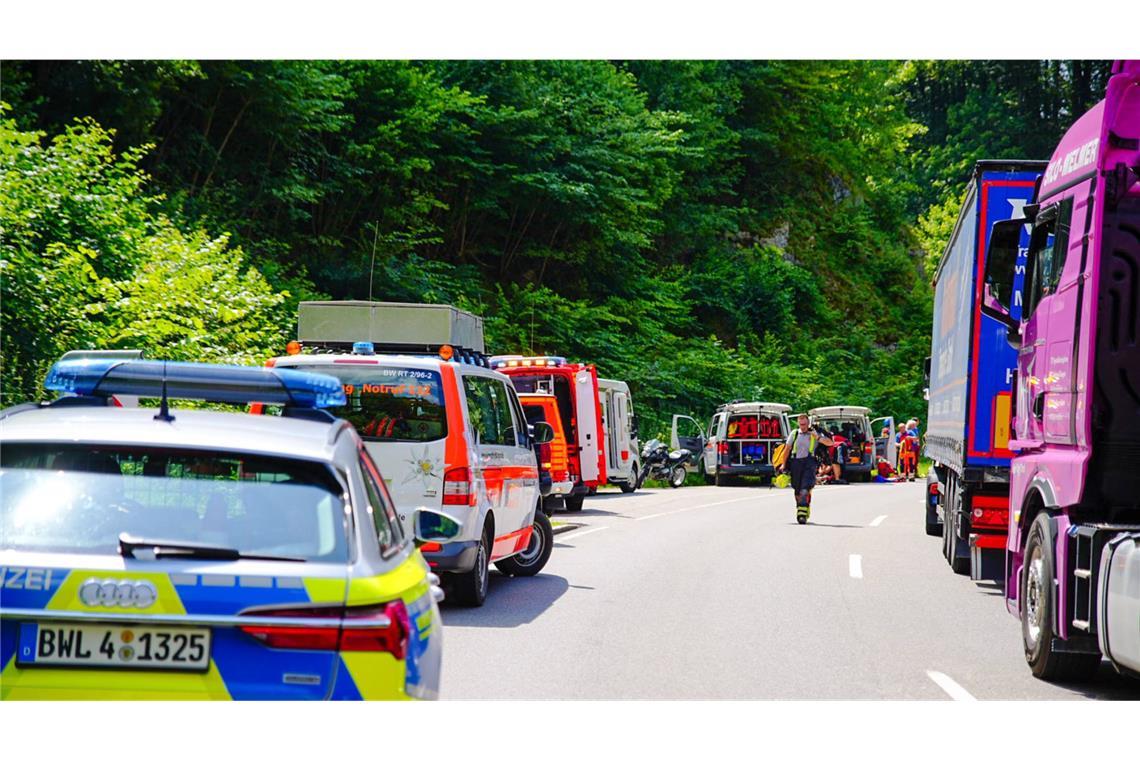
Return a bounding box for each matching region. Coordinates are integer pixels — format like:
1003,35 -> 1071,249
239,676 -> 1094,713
897,422 -> 919,481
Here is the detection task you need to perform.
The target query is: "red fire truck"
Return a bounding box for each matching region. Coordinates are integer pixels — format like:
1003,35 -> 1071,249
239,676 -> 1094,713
491,356 -> 607,511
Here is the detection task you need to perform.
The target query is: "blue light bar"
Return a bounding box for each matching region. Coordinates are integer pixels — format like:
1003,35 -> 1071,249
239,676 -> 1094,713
352,341 -> 375,356
44,360 -> 346,409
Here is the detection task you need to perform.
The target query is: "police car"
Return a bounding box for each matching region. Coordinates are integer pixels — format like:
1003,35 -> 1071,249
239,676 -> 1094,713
0,358 -> 460,700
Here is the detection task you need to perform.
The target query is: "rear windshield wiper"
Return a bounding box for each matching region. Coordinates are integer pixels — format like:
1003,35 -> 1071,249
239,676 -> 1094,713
118,534 -> 305,562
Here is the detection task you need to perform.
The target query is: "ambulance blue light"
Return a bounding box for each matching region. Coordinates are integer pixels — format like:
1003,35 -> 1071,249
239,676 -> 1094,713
44,359 -> 347,409
352,342 -> 375,356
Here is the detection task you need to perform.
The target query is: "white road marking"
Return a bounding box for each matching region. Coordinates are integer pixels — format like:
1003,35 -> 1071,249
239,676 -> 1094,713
849,554 -> 863,579
634,494 -> 777,521
561,526 -> 609,540
869,514 -> 888,527
926,670 -> 977,701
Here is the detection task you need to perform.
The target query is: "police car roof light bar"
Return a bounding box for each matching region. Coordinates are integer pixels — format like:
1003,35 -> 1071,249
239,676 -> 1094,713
44,359 -> 347,409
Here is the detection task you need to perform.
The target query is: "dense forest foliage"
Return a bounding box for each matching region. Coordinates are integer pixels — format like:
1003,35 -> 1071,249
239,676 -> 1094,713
0,60 -> 1111,435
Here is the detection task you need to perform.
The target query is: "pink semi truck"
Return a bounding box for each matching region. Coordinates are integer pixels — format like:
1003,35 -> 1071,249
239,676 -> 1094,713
981,60 -> 1140,681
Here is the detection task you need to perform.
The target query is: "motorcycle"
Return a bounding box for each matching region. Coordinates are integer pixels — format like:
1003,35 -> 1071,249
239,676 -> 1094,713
636,438 -> 693,489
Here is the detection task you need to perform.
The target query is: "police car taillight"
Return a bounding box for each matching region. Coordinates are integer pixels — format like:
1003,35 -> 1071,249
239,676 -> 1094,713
442,467 -> 476,506
238,602 -> 410,659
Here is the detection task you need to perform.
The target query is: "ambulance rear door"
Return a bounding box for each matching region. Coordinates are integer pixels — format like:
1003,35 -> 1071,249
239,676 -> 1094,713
574,368 -> 602,484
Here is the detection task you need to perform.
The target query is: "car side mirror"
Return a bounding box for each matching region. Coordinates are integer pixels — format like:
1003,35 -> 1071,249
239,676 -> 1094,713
531,420 -> 555,444
413,508 -> 463,546
981,219 -> 1022,331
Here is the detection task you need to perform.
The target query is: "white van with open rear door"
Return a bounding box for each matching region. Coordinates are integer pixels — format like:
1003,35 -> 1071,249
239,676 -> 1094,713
807,406 -> 880,482
675,401 -> 791,486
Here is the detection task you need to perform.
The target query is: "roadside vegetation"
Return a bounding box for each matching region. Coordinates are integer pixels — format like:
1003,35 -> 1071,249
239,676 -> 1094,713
0,61 -> 1110,434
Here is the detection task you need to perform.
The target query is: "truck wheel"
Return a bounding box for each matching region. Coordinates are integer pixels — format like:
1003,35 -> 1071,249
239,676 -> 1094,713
669,464 -> 687,488
1021,513 -> 1102,681
948,486 -> 969,575
949,511 -> 969,575
620,466 -> 638,494
564,494 -> 584,512
495,511 -> 553,577
450,527 -> 491,607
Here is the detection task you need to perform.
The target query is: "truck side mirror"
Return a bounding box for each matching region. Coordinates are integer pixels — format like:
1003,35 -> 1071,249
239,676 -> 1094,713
531,420 -> 555,444
981,218 -> 1023,344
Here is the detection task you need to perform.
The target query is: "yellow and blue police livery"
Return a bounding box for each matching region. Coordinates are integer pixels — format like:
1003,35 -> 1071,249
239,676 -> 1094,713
0,358 -> 460,700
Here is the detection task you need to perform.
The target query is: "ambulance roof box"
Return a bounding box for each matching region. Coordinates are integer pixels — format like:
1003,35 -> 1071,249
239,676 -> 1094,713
297,301 -> 485,353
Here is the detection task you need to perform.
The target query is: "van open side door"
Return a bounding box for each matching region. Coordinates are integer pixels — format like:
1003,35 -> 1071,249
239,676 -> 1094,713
871,416 -> 896,466
671,415 -> 705,454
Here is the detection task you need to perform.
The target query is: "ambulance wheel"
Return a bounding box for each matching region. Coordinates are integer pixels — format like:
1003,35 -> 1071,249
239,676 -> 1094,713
495,512 -> 553,577
564,494 -> 584,512
620,467 -> 638,493
451,528 -> 491,607
1021,513 -> 1102,681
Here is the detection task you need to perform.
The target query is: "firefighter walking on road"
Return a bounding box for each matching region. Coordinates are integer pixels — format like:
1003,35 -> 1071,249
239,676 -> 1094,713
777,414 -> 834,524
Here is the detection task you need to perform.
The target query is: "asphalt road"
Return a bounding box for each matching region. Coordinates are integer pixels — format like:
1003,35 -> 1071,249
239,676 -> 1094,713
439,481 -> 1140,699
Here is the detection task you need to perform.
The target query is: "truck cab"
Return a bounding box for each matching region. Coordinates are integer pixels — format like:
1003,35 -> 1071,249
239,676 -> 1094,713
981,61 -> 1140,680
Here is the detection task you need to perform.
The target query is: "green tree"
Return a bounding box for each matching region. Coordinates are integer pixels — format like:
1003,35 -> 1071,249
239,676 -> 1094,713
0,111 -> 288,403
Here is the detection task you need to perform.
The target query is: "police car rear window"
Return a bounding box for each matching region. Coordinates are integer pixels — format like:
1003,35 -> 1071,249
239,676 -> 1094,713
0,444 -> 348,561
297,366 -> 446,443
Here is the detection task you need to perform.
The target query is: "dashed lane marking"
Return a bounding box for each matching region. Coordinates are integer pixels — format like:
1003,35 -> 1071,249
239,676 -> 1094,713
870,515 -> 888,527
634,494 -> 779,521
926,670 -> 977,701
849,554 -> 863,579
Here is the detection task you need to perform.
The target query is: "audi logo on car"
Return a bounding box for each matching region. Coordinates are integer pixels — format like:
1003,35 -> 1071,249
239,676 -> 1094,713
78,578 -> 158,609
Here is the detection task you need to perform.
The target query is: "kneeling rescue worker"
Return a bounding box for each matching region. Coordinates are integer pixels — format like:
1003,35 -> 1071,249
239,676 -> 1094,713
778,414 -> 834,524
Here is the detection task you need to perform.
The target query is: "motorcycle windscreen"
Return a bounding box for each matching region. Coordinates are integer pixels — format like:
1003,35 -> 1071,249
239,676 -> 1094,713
574,369 -> 601,482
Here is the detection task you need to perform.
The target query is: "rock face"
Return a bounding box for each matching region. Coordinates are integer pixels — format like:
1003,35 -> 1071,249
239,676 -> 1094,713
759,222 -> 790,252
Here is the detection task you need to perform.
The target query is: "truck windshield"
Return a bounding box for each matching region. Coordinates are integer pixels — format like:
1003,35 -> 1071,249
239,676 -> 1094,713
0,444 -> 348,561
508,374 -> 573,438
301,365 -> 447,443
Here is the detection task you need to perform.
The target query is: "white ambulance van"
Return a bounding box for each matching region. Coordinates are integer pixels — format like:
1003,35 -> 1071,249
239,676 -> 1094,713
266,301 -> 554,607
